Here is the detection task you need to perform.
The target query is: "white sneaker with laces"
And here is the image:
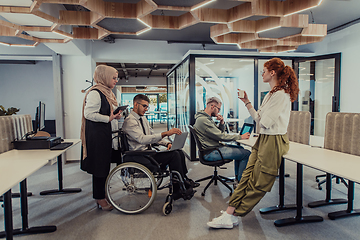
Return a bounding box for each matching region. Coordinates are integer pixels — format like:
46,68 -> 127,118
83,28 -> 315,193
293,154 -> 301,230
220,210 -> 239,226
207,211 -> 234,229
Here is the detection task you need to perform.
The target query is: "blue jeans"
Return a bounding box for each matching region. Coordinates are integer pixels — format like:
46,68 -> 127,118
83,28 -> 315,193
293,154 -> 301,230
203,144 -> 251,181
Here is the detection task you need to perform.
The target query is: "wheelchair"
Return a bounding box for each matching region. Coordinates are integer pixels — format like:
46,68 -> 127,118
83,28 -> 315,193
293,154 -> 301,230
105,129 -> 189,215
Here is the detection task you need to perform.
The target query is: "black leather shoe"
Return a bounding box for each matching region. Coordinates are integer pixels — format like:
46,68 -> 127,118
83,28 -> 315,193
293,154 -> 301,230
185,179 -> 200,188
183,189 -> 196,200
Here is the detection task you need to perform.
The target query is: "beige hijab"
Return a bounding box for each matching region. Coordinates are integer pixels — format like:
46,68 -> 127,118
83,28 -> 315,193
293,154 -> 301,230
80,65 -> 118,160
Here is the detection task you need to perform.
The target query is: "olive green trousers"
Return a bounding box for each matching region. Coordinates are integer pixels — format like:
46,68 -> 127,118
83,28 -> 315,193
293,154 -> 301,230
229,134 -> 289,217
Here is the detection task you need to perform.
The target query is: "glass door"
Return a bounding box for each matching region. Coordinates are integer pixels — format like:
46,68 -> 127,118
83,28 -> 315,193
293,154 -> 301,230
296,54 -> 340,137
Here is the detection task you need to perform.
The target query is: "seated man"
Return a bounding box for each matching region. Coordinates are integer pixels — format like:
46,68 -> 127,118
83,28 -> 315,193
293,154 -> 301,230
193,97 -> 251,185
122,94 -> 198,200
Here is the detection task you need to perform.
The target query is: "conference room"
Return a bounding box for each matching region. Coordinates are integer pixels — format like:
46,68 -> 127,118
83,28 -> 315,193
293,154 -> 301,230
1,0 -> 360,239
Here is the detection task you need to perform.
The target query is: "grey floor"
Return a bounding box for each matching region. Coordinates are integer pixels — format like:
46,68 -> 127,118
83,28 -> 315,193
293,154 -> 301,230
1,123 -> 360,240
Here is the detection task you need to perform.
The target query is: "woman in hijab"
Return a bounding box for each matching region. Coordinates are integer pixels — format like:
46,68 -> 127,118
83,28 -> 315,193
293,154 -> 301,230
80,65 -> 123,210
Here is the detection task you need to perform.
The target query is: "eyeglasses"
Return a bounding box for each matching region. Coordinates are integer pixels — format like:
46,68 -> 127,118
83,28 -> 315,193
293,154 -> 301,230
113,77 -> 120,81
137,102 -> 149,109
260,70 -> 265,75
213,105 -> 221,111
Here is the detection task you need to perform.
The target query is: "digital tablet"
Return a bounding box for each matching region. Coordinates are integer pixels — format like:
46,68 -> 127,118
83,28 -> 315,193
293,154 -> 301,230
239,123 -> 254,135
113,105 -> 128,114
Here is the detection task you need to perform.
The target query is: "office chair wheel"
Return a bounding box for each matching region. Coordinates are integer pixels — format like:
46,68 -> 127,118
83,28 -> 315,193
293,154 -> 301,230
318,186 -> 322,190
201,192 -> 205,196
162,202 -> 172,216
106,162 -> 157,214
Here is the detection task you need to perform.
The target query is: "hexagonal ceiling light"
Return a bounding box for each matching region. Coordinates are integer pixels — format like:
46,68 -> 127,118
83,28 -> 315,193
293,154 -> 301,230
0,0 -> 326,52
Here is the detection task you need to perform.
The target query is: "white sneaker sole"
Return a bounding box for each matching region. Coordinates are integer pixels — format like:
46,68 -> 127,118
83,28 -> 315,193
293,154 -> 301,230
207,222 -> 234,229
220,211 -> 239,226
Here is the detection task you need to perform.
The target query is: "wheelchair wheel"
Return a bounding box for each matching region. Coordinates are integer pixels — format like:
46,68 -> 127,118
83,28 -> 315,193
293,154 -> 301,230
106,162 -> 157,214
162,202 -> 172,216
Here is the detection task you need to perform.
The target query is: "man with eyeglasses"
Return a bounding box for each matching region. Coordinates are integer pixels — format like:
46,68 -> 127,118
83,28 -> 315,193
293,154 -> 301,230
193,97 -> 251,186
122,94 -> 198,200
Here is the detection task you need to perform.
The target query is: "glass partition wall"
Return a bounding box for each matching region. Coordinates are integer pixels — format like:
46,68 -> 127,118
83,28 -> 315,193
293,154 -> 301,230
167,53 -> 341,160
295,54 -> 340,137
195,58 -> 254,133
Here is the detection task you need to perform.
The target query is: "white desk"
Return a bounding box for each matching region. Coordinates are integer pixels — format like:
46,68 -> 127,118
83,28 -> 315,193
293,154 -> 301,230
237,138 -> 360,226
0,139 -> 81,239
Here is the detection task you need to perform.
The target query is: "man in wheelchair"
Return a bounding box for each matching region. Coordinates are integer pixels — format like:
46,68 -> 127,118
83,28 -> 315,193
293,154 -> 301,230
122,94 -> 199,201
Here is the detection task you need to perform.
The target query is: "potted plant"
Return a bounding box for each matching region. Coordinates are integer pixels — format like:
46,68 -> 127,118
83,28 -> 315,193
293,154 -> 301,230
0,105 -> 20,116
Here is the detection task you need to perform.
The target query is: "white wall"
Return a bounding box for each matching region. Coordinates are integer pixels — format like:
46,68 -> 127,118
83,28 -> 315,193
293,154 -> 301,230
61,55 -> 94,160
0,61 -> 55,120
304,23 -> 360,113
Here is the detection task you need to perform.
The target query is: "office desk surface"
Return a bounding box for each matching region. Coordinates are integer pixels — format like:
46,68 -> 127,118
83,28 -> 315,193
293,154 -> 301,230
237,138 -> 360,184
0,139 -> 81,196
0,158 -> 48,196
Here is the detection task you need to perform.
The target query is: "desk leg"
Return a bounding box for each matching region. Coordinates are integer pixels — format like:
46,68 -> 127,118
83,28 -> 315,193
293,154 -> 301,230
308,173 -> 347,208
328,181 -> 360,220
260,158 -> 297,214
0,180 -> 56,239
274,163 -> 323,227
0,190 -> 13,240
0,192 -> 32,202
40,155 -> 81,195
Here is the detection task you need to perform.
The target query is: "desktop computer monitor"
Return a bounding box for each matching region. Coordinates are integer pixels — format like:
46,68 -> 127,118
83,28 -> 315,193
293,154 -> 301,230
35,101 -> 45,132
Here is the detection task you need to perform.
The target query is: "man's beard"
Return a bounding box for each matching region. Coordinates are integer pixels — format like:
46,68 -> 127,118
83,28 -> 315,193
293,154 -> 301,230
211,112 -> 217,117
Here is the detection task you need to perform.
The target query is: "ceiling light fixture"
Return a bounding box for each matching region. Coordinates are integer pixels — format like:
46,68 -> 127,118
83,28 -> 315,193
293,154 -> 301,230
191,0 -> 216,11
0,41 -> 10,46
302,34 -> 326,37
52,30 -> 73,39
10,44 -> 36,47
137,27 -> 151,36
257,26 -> 281,33
137,18 -> 152,28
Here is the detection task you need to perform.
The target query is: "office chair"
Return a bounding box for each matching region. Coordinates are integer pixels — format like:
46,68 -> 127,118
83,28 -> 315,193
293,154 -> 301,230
188,125 -> 233,196
315,174 -> 348,190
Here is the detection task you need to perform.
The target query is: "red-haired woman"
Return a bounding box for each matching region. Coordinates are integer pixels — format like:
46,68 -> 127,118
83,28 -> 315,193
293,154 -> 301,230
207,58 -> 299,229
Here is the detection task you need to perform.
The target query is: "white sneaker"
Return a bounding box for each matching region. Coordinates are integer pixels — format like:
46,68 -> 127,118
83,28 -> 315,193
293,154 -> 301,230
207,211 -> 235,229
220,210 -> 239,226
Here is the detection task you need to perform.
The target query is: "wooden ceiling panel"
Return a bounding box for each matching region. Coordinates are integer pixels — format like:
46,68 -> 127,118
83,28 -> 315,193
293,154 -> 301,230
0,25 -> 16,36
104,2 -> 137,19
59,10 -> 91,25
0,0 -> 327,50
73,27 -> 98,39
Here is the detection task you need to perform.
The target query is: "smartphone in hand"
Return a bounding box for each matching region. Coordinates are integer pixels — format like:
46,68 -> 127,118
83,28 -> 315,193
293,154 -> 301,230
113,105 -> 128,114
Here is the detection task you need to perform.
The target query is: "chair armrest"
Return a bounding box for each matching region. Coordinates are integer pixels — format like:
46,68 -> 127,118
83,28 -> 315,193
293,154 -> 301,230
124,150 -> 157,156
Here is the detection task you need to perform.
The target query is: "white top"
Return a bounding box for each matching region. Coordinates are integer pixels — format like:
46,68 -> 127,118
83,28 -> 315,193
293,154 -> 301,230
248,90 -> 291,135
84,90 -> 120,150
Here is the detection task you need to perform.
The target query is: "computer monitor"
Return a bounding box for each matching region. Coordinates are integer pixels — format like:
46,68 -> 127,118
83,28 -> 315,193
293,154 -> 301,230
35,101 -> 46,132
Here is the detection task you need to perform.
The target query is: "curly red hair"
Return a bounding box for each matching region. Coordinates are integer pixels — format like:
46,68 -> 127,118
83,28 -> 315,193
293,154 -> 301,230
264,58 -> 299,102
